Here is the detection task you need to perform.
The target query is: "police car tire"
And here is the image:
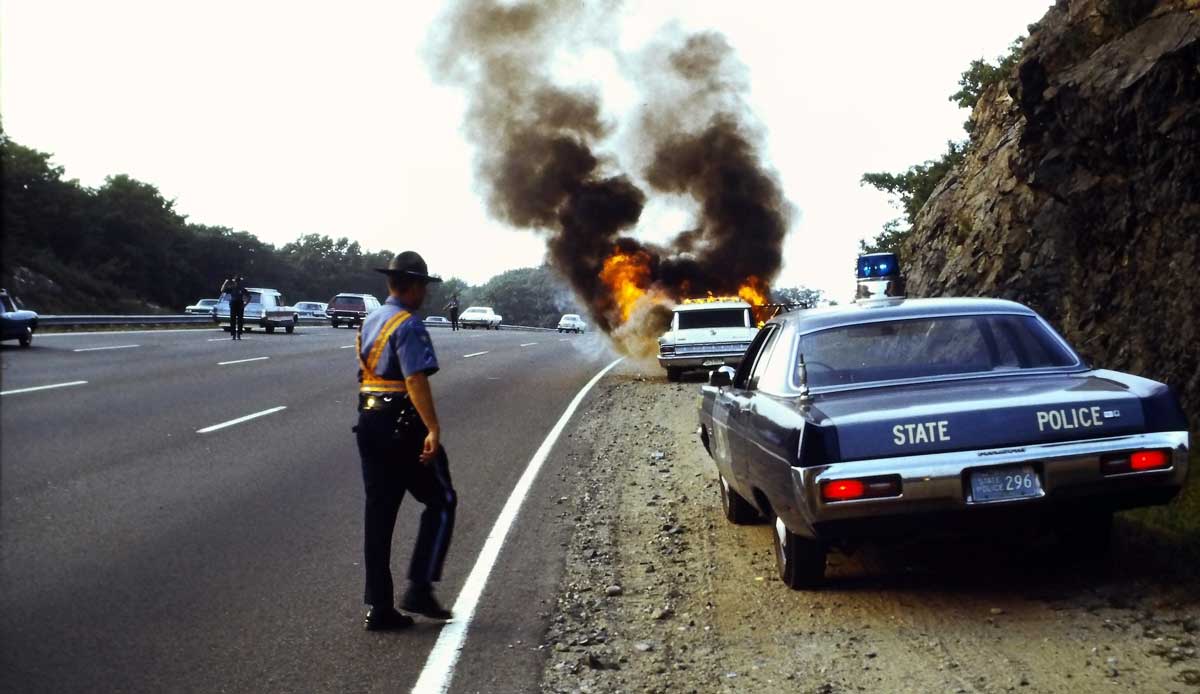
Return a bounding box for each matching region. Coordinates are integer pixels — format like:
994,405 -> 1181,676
719,473 -> 759,525
773,517 -> 826,589
666,368 -> 682,382
19,326 -> 32,348
285,323 -> 295,334
331,319 -> 340,328
266,325 -> 276,334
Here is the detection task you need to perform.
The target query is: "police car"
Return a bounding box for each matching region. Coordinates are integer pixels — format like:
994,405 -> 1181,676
698,253 -> 1190,588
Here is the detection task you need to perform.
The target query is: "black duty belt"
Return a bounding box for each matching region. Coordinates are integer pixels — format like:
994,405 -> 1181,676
358,392 -> 410,412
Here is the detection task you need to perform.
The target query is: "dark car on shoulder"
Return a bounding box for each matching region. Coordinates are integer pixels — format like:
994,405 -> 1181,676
327,293 -> 380,329
698,255 -> 1190,589
1,289 -> 38,348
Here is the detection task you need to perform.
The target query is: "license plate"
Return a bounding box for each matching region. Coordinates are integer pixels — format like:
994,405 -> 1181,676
702,358 -> 724,366
969,465 -> 1041,503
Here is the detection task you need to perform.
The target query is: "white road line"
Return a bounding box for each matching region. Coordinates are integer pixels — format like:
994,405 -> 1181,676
72,344 -> 140,352
196,406 -> 287,434
462,351 -> 489,358
38,328 -> 214,337
218,356 -> 269,366
519,342 -> 537,347
1,380 -> 89,396
411,357 -> 622,694
207,337 -> 238,342
559,338 -> 570,342
340,345 -> 356,349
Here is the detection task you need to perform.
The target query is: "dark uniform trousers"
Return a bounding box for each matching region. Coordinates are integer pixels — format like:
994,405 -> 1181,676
230,300 -> 245,336
355,409 -> 457,608
449,308 -> 459,331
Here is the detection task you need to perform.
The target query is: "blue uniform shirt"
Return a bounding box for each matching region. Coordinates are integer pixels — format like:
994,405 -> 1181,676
359,296 -> 439,381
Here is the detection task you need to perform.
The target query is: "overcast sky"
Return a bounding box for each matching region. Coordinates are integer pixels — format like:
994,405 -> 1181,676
2,0 -> 1052,303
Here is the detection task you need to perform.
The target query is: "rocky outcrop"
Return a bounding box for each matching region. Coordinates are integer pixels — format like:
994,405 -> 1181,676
903,0 -> 1200,429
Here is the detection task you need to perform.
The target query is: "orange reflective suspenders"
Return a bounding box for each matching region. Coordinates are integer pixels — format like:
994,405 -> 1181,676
357,310 -> 412,393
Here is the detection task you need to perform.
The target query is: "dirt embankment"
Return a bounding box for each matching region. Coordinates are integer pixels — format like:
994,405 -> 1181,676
539,364 -> 1200,694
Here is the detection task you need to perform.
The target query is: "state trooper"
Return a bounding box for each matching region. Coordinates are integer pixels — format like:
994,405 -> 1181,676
356,251 -> 456,631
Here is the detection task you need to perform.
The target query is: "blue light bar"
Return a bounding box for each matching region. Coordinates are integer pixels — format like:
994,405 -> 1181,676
856,252 -> 900,279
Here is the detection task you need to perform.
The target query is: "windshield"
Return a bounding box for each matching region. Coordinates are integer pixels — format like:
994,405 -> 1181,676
677,308 -> 746,330
1,296 -> 15,312
463,308 -> 487,315
795,314 -> 1078,389
201,299 -> 217,306
562,314 -> 580,320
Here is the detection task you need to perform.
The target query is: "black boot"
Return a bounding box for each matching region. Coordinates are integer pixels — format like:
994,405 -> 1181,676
401,583 -> 452,620
363,606 -> 414,631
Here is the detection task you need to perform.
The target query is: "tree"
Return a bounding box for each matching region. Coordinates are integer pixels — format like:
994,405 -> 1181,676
772,286 -> 824,308
949,37 -> 1025,111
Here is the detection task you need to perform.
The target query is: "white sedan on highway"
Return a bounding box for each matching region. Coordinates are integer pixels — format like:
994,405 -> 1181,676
459,306 -> 502,329
557,314 -> 587,333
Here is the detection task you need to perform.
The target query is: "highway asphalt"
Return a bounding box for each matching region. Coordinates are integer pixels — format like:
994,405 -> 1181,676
0,323 -> 617,693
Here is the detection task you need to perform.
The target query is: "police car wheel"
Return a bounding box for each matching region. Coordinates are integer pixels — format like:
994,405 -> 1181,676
773,517 -> 826,589
331,319 -> 340,328
666,368 -> 682,382
719,473 -> 759,525
19,326 -> 33,348
266,325 -> 276,334
285,323 -> 295,334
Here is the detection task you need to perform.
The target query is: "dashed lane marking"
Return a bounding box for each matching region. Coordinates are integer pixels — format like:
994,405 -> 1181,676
1,380 -> 89,396
72,344 -> 140,352
218,356 -> 270,366
462,351 -> 489,358
196,406 -> 287,434
520,342 -> 538,347
411,357 -> 623,694
340,345 -> 356,349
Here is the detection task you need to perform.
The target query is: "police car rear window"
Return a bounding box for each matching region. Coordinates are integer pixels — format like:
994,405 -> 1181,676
332,297 -> 365,310
795,314 -> 1077,389
678,308 -> 746,330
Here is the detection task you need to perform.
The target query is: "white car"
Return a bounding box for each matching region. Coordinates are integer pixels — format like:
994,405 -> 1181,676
657,299 -> 758,381
185,298 -> 219,315
459,306 -> 502,330
294,301 -> 328,319
557,314 -> 587,333
424,316 -> 452,327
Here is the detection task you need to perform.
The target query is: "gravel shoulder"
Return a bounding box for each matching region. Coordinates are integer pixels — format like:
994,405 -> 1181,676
540,362 -> 1200,694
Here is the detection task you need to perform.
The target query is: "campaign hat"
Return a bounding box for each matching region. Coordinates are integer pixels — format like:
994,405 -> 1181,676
375,251 -> 443,282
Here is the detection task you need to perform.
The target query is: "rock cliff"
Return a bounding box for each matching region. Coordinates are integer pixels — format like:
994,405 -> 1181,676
902,0 -> 1200,429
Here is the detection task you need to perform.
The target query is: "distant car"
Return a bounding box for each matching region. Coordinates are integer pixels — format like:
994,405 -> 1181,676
424,316 -> 451,327
699,255 -> 1191,589
185,298 -> 219,315
1,288 -> 38,348
557,314 -> 587,333
294,301 -> 328,319
327,293 -> 380,328
214,288 -> 298,334
459,306 -> 502,330
657,299 -> 758,382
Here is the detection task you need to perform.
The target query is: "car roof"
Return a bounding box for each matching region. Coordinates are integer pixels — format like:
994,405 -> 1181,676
333,293 -> 372,298
674,301 -> 749,312
771,297 -> 1037,334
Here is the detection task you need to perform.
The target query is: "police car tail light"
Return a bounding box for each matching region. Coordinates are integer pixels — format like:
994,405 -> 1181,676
1131,450 -> 1170,471
821,475 -> 901,502
1101,449 -> 1170,475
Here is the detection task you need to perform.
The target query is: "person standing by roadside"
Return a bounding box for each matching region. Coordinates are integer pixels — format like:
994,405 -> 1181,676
356,251 -> 456,631
444,294 -> 460,331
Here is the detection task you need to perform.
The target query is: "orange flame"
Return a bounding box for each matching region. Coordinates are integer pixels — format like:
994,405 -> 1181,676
600,250 -> 653,322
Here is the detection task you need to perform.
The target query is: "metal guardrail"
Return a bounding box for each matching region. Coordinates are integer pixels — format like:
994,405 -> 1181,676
40,314 -> 564,332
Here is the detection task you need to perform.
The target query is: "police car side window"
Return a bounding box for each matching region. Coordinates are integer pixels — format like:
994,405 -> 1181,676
758,324 -> 795,394
735,325 -> 776,390
748,326 -> 780,390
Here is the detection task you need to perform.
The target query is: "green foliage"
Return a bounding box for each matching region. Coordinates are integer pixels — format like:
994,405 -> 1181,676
949,37 -> 1025,111
862,141 -> 967,227
0,130 -> 579,322
771,286 -> 824,308
858,219 -> 908,255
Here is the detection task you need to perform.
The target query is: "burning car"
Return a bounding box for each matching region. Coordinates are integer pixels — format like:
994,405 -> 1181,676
698,254 -> 1190,588
657,298 -> 757,382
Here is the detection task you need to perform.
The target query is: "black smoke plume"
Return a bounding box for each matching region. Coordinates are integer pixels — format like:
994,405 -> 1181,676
427,1 -> 791,354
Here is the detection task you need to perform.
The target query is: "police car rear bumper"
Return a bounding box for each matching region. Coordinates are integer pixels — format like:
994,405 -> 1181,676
779,431 -> 1189,540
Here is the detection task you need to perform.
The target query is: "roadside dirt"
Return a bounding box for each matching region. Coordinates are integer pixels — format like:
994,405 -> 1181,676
539,362 -> 1200,694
